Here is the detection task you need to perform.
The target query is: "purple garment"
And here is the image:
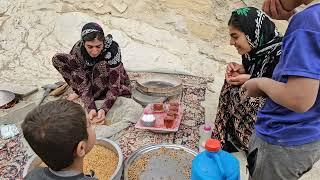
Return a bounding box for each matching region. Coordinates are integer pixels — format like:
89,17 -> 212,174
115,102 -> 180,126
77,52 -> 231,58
255,4 -> 320,146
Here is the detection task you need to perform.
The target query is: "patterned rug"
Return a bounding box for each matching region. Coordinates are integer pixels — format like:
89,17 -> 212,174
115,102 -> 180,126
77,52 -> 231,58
0,72 -> 213,179
0,135 -> 29,180
115,72 -> 211,158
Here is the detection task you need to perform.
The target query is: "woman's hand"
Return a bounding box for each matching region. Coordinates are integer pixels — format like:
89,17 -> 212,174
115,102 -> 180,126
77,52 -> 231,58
226,62 -> 236,76
227,74 -> 251,86
96,109 -> 106,122
89,109 -> 106,125
88,109 -> 97,120
233,63 -> 246,74
226,62 -> 246,79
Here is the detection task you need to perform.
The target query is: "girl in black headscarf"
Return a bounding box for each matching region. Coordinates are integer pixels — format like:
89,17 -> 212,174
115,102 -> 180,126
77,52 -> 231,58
212,7 -> 282,153
52,22 -> 131,124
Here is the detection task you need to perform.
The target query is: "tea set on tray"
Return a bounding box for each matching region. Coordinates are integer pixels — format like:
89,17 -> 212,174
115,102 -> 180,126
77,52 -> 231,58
135,102 -> 183,133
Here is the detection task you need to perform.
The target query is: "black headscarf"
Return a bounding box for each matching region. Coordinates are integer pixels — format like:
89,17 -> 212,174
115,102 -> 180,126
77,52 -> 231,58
230,7 -> 282,78
80,22 -> 120,68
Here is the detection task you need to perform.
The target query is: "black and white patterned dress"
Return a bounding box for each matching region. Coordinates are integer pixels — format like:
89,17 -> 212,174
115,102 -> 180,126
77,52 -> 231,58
212,7 -> 282,152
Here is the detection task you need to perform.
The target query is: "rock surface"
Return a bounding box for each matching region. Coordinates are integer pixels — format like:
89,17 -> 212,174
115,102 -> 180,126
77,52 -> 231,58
1,0 -> 288,86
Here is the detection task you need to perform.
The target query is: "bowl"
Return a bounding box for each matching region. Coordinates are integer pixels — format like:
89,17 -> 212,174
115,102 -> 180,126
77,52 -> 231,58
141,114 -> 156,127
142,120 -> 156,127
23,138 -> 124,180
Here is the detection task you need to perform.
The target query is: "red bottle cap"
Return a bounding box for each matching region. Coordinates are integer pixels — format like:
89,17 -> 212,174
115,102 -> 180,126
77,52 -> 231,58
205,139 -> 221,152
204,124 -> 211,131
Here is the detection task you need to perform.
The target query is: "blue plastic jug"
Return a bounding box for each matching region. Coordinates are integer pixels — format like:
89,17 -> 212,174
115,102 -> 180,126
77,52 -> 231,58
191,139 -> 240,180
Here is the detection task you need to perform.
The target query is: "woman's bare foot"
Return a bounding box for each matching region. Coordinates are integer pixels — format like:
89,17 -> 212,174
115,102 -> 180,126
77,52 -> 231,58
67,93 -> 79,101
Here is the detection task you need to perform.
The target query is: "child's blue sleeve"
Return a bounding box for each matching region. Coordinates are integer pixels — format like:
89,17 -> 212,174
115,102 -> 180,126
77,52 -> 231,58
280,29 -> 320,80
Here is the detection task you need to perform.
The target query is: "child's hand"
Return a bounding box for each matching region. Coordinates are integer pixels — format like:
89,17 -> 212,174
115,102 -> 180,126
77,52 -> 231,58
262,0 -> 295,20
241,78 -> 266,98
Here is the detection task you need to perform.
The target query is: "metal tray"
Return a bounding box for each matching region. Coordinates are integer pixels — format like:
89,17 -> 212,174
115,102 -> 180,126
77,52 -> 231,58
0,90 -> 15,107
136,74 -> 182,97
132,88 -> 167,106
124,144 -> 198,180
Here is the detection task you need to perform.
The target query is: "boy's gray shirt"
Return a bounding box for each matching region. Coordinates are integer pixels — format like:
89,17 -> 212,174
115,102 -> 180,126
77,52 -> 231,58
24,167 -> 98,180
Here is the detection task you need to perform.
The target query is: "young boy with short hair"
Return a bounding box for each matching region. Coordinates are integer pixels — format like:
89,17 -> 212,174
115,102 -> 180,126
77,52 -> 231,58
22,99 -> 97,179
242,0 -> 320,179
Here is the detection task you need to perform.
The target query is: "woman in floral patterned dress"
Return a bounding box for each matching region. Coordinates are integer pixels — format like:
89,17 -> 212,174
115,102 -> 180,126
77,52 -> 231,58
52,22 -> 131,124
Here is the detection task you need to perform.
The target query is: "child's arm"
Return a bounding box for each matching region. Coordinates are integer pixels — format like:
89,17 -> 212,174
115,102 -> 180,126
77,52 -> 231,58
242,77 -> 319,112
262,0 -> 295,20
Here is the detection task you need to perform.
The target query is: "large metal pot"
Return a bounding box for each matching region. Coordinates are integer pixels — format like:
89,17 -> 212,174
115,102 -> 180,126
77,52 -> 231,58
23,138 -> 124,180
124,144 -> 198,180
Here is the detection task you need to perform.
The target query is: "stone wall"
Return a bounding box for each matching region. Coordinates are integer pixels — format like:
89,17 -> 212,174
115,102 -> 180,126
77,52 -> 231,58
0,0 -> 287,86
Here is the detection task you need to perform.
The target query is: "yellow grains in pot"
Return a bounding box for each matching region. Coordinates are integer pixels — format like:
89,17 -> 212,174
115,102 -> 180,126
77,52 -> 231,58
38,145 -> 118,179
127,155 -> 150,180
84,145 -> 119,179
127,148 -> 192,180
